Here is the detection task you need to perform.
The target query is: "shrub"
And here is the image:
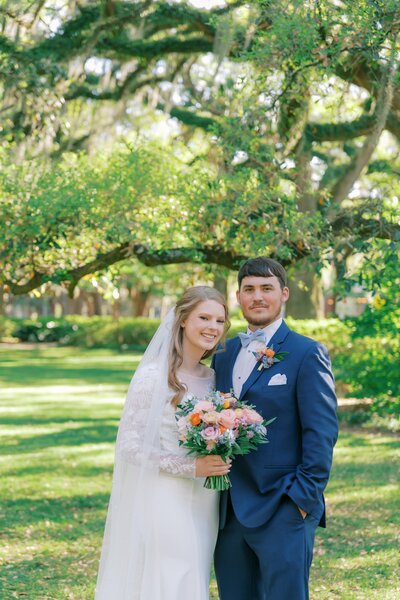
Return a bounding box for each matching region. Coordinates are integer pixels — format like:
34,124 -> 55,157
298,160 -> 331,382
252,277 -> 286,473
11,318 -> 77,343
65,316 -> 159,349
9,316 -> 160,349
0,316 -> 15,341
229,317 -> 352,358
333,334 -> 399,402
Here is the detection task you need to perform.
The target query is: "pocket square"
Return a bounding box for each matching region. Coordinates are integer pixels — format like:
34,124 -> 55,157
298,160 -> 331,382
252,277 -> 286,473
268,373 -> 287,386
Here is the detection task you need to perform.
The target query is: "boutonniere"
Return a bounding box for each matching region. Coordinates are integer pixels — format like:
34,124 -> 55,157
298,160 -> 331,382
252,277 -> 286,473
252,345 -> 289,371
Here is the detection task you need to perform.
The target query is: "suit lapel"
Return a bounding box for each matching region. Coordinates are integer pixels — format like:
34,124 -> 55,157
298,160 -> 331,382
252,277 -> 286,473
226,337 -> 242,390
239,358 -> 264,400
267,319 -> 290,354
239,320 -> 291,400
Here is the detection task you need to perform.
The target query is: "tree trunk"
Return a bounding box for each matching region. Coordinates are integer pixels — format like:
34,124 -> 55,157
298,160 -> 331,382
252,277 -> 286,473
286,261 -> 324,319
213,267 -> 229,298
71,289 -> 85,315
331,44 -> 396,206
112,299 -> 120,320
0,286 -> 4,316
331,244 -> 353,316
129,288 -> 150,316
89,291 -> 102,315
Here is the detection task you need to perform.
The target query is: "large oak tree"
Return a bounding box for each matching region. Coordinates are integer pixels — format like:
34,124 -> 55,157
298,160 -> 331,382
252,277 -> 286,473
1,0 -> 399,312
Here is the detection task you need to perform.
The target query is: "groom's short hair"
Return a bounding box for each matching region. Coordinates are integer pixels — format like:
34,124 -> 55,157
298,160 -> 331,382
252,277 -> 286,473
238,257 -> 288,290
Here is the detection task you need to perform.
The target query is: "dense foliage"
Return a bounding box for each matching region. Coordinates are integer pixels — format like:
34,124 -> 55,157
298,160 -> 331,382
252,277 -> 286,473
0,0 -> 399,299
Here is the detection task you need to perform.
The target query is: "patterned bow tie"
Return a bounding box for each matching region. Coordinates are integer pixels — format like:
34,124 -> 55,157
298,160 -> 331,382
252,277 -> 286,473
238,329 -> 267,348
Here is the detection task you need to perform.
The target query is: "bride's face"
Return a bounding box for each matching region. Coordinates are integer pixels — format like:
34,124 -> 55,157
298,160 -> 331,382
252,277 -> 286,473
181,300 -> 226,354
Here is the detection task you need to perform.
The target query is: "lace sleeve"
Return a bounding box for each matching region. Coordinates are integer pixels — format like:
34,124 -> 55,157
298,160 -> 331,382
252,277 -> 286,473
159,453 -> 196,478
116,368 -> 197,479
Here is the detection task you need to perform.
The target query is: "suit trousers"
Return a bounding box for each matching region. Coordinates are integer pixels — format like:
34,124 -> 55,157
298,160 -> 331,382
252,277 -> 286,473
214,494 -> 318,600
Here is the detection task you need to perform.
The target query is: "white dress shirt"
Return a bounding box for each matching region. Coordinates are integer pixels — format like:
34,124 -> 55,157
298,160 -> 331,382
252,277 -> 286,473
232,318 -> 283,398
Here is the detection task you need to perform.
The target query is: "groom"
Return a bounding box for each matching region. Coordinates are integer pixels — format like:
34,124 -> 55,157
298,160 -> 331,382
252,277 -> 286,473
212,257 -> 338,600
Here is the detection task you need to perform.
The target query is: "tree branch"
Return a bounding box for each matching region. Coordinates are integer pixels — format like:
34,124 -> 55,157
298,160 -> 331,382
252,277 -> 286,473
307,114 -> 376,142
169,106 -> 220,132
29,2 -> 225,63
6,212 -> 399,296
95,36 -> 213,60
335,54 -> 400,113
331,212 -> 400,242
6,243 -> 247,296
307,111 -> 400,143
330,40 -> 397,205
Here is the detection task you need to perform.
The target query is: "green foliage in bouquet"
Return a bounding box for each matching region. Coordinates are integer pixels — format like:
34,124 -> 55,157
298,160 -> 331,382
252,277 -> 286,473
176,390 -> 275,490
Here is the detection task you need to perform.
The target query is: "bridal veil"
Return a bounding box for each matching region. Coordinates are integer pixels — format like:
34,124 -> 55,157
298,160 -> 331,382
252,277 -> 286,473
95,309 -> 175,599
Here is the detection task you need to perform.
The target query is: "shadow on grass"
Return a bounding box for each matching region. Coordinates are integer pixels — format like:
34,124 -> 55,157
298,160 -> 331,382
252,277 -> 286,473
0,552 -> 98,600
2,423 -> 118,454
0,365 -> 133,387
329,461 -> 399,485
4,463 -> 113,478
0,414 -> 118,426
337,431 -> 400,450
1,492 -> 110,532
0,347 -> 141,388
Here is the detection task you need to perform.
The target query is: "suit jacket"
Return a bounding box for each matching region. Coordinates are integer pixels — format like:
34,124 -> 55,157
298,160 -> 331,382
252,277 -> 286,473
212,320 -> 338,529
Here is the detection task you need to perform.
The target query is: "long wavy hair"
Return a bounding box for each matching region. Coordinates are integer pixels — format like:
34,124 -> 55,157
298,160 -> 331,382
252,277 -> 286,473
168,286 -> 230,406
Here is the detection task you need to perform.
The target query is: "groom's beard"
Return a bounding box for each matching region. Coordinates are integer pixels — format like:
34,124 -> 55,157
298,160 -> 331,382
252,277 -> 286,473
242,304 -> 283,329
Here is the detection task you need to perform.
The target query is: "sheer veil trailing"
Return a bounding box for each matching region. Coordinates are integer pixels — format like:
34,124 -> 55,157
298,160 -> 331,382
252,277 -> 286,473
95,308 -> 176,600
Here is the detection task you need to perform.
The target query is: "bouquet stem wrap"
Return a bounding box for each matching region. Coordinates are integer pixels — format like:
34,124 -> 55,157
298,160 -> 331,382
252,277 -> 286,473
204,474 -> 232,491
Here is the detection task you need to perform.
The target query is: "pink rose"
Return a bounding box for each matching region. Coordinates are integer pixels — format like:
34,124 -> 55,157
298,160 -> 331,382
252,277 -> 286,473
193,400 -> 215,412
242,408 -> 263,424
202,411 -> 220,425
201,427 -> 220,442
219,409 -> 237,429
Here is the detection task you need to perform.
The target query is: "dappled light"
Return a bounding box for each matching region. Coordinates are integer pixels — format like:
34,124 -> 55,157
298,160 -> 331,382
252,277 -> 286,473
1,347 -> 399,599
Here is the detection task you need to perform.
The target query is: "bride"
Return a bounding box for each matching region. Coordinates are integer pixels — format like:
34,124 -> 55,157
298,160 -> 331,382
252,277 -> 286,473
95,286 -> 231,600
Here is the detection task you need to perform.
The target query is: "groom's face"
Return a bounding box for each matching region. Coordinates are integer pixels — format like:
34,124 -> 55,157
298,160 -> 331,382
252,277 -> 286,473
236,275 -> 289,329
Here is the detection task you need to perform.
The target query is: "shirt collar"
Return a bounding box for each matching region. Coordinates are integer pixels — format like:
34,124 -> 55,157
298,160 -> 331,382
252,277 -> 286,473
246,318 -> 283,345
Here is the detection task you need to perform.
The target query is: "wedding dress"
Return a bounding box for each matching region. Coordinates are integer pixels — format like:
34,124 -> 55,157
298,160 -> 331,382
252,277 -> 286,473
95,352 -> 218,600
143,369 -> 218,600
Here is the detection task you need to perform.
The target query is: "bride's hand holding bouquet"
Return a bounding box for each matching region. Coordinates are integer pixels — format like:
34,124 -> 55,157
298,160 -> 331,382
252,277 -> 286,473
176,390 -> 275,490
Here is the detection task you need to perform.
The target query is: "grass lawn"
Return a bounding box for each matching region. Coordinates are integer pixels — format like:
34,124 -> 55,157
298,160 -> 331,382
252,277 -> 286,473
0,346 -> 399,600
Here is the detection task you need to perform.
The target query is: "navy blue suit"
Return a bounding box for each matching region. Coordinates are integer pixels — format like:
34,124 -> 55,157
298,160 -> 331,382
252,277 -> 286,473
212,320 -> 338,600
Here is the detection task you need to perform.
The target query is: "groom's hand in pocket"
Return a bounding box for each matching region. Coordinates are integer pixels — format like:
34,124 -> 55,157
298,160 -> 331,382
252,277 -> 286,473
196,456 -> 232,478
298,506 -> 307,519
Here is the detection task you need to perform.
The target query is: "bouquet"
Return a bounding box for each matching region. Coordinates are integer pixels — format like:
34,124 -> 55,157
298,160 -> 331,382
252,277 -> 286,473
176,390 -> 275,491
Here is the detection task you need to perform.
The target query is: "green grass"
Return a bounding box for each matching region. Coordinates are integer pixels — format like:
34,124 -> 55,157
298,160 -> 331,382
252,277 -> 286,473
0,346 -> 399,600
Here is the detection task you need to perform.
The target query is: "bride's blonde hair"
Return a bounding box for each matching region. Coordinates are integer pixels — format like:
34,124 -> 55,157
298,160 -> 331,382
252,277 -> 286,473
168,286 -> 230,406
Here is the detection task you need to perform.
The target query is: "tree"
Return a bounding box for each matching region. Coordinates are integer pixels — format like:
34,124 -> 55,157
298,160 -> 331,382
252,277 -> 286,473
1,1 -> 399,311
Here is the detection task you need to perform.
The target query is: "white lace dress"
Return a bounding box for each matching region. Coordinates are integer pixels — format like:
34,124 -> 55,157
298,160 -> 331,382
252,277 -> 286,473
149,369 -> 219,600
96,367 -> 219,600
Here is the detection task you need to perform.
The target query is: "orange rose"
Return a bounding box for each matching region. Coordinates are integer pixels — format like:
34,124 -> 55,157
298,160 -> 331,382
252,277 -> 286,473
265,348 -> 275,358
190,413 -> 202,426
220,425 -> 227,434
223,401 -> 231,409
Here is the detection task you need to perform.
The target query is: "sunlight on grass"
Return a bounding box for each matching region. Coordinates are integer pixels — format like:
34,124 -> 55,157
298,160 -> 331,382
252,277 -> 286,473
2,383 -> 126,396
0,346 -> 399,600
